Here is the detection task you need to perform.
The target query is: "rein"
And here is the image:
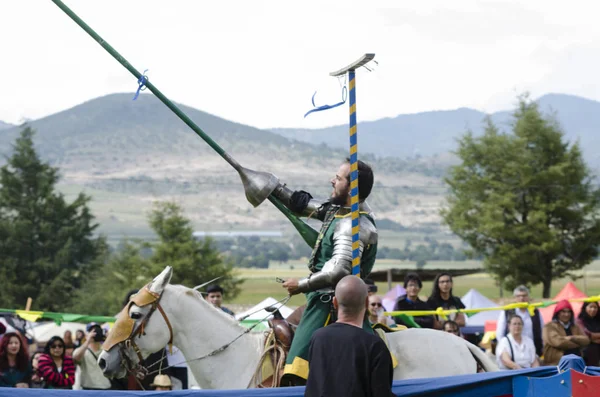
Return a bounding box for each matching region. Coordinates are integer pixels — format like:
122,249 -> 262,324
107,282 -> 292,387
141,295 -> 292,379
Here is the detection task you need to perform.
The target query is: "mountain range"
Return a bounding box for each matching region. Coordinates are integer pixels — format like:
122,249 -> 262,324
0,92 -> 598,241
0,94 -> 443,239
272,94 -> 600,169
0,120 -> 13,130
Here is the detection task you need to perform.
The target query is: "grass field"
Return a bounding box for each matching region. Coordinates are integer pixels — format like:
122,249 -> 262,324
53,187 -> 600,308
227,259 -> 600,307
56,184 -> 466,250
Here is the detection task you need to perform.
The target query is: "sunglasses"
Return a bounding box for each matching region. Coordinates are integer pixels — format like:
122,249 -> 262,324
370,303 -> 383,307
51,344 -> 64,349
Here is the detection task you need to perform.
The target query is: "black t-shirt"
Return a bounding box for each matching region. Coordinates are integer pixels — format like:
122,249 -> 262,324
427,295 -> 466,322
393,295 -> 435,328
305,322 -> 395,397
427,295 -> 465,310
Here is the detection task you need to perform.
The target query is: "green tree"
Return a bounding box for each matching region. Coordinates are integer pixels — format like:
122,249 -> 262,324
69,240 -> 152,315
269,244 -> 290,263
0,126 -> 105,311
148,201 -> 242,298
441,96 -> 600,298
437,243 -> 456,261
411,245 -> 430,269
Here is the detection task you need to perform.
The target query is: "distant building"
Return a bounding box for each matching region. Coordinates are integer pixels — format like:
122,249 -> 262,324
192,230 -> 283,239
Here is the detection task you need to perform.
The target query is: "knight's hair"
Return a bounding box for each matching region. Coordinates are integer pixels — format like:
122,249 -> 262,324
344,158 -> 374,201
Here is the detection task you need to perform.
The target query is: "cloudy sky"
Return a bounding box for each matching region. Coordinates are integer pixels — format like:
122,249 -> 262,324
2,0 -> 599,129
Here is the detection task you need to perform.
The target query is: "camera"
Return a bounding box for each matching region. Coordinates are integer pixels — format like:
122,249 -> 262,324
89,324 -> 105,342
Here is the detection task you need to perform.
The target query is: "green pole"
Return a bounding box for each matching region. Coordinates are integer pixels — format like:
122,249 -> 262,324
49,0 -> 319,248
50,0 -> 233,165
268,196 -> 318,247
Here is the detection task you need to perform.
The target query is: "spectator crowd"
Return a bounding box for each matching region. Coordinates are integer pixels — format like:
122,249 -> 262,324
366,272 -> 600,370
1,275 -> 599,392
0,283 -> 240,391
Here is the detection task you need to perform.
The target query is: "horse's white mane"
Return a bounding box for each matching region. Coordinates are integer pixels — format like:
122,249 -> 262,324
166,283 -> 241,328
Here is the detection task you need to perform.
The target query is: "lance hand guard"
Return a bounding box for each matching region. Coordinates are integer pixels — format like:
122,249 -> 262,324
272,183 -> 330,221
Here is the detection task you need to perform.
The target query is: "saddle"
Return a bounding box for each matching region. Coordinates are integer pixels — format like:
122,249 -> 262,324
249,305 -> 401,388
268,308 -> 296,349
249,305 -> 304,388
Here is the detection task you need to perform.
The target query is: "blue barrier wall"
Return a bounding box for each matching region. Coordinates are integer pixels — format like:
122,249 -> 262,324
1,356 -> 597,397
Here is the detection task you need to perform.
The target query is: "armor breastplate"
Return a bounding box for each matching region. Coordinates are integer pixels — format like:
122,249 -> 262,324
307,211 -> 377,276
307,205 -> 339,272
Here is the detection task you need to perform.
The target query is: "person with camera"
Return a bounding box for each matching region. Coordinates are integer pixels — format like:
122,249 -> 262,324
72,324 -> 111,390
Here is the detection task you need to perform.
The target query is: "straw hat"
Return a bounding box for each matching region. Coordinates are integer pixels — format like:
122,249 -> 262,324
150,374 -> 172,388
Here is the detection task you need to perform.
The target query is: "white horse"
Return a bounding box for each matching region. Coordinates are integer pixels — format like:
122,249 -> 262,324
98,266 -> 497,389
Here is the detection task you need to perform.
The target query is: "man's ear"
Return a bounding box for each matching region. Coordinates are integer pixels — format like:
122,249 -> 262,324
333,296 -> 339,311
364,296 -> 370,311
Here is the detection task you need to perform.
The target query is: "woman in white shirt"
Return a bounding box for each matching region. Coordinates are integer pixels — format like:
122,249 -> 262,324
496,315 -> 540,370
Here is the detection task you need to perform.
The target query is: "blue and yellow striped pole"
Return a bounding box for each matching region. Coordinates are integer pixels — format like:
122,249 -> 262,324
330,54 -> 374,277
348,70 -> 360,276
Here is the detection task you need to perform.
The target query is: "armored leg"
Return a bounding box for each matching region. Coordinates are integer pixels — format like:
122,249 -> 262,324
282,292 -> 332,385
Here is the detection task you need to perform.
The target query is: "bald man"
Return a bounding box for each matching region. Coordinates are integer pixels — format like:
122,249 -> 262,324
305,276 -> 395,397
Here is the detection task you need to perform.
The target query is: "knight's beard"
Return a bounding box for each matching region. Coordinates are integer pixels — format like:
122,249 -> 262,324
330,190 -> 349,206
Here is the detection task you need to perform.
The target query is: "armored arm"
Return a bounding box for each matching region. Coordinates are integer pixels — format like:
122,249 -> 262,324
272,183 -> 330,221
297,216 -> 378,293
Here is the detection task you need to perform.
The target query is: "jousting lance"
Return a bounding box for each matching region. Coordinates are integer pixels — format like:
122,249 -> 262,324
49,0 -> 318,247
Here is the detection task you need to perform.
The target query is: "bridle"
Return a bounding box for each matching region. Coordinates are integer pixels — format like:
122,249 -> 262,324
102,283 -> 174,379
102,282 -> 292,386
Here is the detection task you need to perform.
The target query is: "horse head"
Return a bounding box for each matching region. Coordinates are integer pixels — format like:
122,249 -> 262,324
98,266 -> 174,380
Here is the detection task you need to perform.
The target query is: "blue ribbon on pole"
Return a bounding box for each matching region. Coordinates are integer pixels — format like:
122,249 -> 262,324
304,86 -> 347,118
133,69 -> 149,100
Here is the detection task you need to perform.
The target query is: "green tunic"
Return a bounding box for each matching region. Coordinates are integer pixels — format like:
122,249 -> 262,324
282,208 -> 377,382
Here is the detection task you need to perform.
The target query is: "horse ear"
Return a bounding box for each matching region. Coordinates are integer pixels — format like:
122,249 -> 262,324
149,266 -> 173,295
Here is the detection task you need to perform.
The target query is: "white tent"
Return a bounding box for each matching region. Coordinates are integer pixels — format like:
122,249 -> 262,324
235,297 -> 295,322
0,317 -> 19,334
461,288 -> 500,327
236,297 -> 295,332
30,322 -> 87,343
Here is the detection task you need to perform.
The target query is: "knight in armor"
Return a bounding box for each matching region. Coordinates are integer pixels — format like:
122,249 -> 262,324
272,158 -> 378,386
